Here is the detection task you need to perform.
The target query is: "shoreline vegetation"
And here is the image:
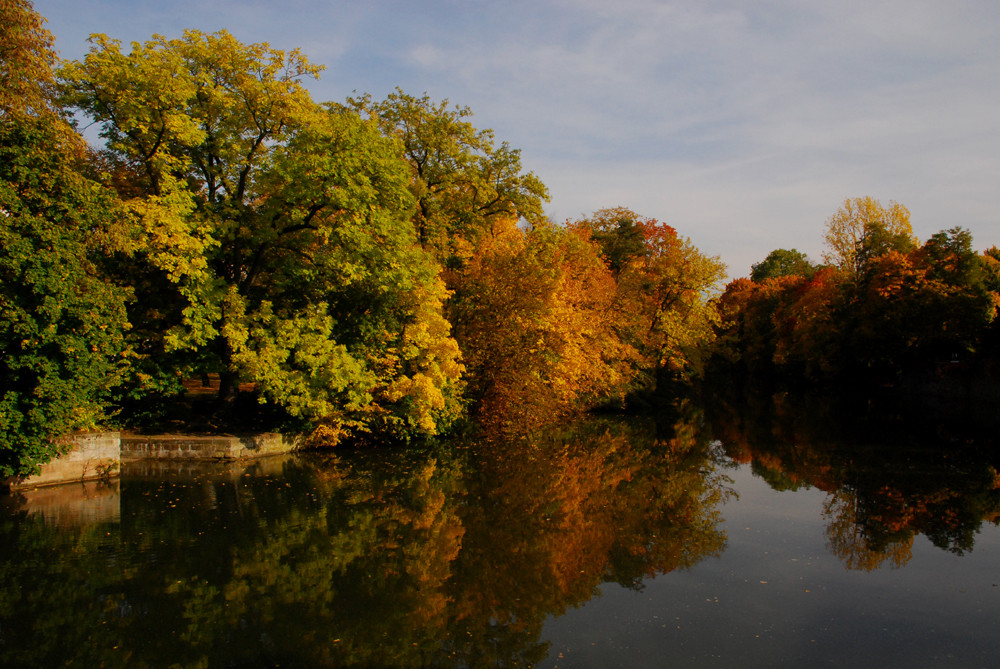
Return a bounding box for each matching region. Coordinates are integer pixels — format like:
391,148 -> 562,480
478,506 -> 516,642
3,2 -> 999,484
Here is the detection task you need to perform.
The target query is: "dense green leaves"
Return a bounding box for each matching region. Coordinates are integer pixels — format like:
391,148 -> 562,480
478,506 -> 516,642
750,248 -> 815,281
0,115 -> 128,477
348,89 -> 549,263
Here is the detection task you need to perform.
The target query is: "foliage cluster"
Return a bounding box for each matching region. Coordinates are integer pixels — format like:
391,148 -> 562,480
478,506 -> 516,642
713,197 -> 1000,385
0,3 -> 724,476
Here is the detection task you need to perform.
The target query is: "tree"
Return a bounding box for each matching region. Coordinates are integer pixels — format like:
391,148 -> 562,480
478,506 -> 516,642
0,0 -> 57,116
348,90 -> 560,427
347,89 -> 549,264
575,208 -> 726,388
0,0 -> 131,477
60,31 -> 463,439
446,218 -> 627,430
579,206 -> 648,274
712,275 -> 805,376
750,248 -> 815,281
770,268 -> 842,378
822,196 -> 915,276
0,114 -> 129,477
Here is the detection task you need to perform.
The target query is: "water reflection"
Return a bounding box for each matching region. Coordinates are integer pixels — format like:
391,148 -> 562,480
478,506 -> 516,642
0,411 -> 729,668
707,387 -> 1000,571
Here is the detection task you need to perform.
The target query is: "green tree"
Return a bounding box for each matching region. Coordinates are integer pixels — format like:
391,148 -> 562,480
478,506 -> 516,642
60,31 -> 463,439
578,206 -> 648,274
750,248 -> 815,281
348,89 -> 549,264
0,115 -> 129,477
0,0 -> 130,477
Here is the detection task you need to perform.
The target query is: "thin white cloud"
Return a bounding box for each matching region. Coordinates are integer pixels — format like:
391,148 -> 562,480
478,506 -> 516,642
34,0 -> 1000,277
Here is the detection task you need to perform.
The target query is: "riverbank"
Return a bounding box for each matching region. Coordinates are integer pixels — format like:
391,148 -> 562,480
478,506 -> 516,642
2,431 -> 303,492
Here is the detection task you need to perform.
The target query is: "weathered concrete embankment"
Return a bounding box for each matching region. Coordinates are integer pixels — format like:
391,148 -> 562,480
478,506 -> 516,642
3,431 -> 303,492
0,454 -> 301,527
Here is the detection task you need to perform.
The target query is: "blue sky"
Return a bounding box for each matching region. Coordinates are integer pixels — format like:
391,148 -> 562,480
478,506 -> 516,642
34,0 -> 1000,277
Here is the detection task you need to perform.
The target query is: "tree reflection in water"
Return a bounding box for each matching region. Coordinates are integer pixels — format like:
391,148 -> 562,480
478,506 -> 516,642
707,386 -> 1000,572
0,407 -> 730,668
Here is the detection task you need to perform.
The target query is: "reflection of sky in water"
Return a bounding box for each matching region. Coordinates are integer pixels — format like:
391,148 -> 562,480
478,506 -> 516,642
539,464 -> 1000,668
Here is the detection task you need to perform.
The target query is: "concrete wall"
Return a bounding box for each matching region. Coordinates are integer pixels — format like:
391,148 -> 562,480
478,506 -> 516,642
120,433 -> 302,461
6,432 -> 121,491
4,432 -> 304,493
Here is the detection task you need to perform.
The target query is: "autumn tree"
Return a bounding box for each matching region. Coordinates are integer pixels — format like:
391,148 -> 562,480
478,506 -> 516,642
850,228 -> 998,372
822,196 -> 915,276
574,208 -> 726,390
0,0 -> 57,117
60,31 -> 463,439
712,200 -> 999,385
446,218 -> 629,430
712,275 -> 802,377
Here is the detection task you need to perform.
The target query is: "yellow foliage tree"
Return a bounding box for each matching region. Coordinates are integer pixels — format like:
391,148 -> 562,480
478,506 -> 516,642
0,0 -> 57,116
822,196 -> 916,276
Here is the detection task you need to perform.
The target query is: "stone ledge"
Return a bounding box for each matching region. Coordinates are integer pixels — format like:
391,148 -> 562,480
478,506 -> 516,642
4,431 -> 305,492
120,432 -> 302,461
5,432 -> 121,492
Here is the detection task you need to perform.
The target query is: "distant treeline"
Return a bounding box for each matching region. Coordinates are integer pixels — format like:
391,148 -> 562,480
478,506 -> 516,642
1,3 -> 724,476
709,197 -> 1000,391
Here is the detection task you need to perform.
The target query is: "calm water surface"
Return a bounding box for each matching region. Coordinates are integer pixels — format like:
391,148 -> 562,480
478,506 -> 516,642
1,397 -> 998,667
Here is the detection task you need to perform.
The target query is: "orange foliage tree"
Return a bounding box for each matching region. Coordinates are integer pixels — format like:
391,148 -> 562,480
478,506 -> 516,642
446,218 -> 632,430
573,207 -> 726,390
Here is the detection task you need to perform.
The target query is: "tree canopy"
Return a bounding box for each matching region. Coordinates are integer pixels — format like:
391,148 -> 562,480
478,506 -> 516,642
822,196 -> 915,277
347,89 -> 549,264
750,248 -> 815,281
713,198 -> 999,386
0,109 -> 129,477
59,29 -> 464,441
0,0 -> 57,116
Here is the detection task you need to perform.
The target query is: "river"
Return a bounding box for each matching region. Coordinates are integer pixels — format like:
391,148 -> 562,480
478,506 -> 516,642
1,392 -> 998,667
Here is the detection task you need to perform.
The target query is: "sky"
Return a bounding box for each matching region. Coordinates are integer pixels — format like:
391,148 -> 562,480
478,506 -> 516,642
33,0 -> 1000,277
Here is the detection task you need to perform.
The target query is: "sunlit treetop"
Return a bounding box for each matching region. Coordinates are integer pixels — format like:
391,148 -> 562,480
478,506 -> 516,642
822,196 -> 916,277
346,88 -> 549,262
0,0 -> 57,117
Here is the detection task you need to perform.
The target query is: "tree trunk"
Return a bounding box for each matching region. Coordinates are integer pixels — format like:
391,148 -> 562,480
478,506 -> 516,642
216,338 -> 240,416
217,369 -> 239,411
